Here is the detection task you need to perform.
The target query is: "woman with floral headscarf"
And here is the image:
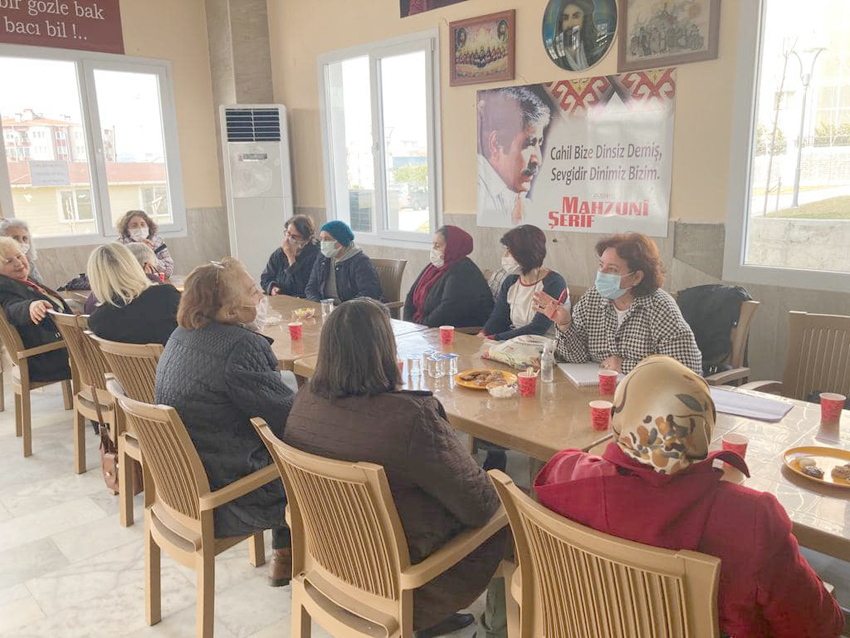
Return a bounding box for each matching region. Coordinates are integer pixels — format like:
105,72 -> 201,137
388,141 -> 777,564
534,356 -> 842,638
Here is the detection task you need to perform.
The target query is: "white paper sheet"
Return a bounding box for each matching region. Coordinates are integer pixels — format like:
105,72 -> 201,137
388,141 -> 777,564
709,387 -> 793,422
557,362 -> 624,387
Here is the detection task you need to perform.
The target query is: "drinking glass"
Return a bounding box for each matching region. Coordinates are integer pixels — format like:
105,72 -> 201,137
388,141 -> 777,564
444,354 -> 459,376
321,299 -> 334,319
408,357 -> 422,377
429,354 -> 444,378
436,355 -> 450,378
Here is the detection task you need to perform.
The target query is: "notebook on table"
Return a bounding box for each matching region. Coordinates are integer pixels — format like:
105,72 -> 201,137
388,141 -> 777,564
709,387 -> 793,422
557,362 -> 624,387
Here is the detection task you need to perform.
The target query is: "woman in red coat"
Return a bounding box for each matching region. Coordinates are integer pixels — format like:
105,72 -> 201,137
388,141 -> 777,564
534,356 -> 843,638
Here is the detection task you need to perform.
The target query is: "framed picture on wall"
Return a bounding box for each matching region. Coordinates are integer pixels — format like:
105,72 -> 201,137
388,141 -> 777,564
618,0 -> 721,72
449,10 -> 516,87
401,0 -> 469,18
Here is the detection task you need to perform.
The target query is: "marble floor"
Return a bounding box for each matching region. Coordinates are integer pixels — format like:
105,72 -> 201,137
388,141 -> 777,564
0,383 -> 485,638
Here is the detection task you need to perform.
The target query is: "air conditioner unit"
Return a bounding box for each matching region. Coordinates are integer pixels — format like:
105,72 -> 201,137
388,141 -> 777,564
219,104 -> 293,282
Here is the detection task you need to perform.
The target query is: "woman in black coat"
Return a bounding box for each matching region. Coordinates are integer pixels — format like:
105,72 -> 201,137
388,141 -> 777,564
0,237 -> 71,382
259,214 -> 320,297
155,258 -> 294,587
403,225 -> 493,328
87,243 -> 180,346
304,220 -> 383,303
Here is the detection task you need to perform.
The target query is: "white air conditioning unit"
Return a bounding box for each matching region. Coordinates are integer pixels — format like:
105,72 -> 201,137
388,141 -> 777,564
220,104 -> 294,282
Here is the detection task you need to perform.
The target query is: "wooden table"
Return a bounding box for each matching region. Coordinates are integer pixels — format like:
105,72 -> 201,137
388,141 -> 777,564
294,328 -> 612,460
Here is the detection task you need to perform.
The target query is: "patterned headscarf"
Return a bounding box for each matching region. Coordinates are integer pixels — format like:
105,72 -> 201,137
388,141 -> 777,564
611,355 -> 715,475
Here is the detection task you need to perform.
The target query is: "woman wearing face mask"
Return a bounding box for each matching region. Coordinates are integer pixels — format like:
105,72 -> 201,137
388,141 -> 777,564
260,215 -> 320,297
155,258 -> 295,587
0,218 -> 44,285
403,225 -> 493,328
86,244 -> 180,346
481,224 -> 567,341
534,233 -> 701,375
116,210 -> 174,279
304,220 -> 383,303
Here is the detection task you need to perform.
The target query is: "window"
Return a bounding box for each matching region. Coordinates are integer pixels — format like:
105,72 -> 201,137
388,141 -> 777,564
319,31 -> 441,245
725,0 -> 850,290
0,46 -> 185,247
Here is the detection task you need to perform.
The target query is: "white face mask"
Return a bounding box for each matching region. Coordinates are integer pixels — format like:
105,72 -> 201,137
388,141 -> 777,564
501,254 -> 522,275
130,227 -> 148,242
320,240 -> 338,258
430,248 -> 444,268
17,241 -> 30,255
243,296 -> 268,331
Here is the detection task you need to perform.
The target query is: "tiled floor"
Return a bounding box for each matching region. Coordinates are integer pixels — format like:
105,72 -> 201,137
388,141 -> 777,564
0,383 -> 484,638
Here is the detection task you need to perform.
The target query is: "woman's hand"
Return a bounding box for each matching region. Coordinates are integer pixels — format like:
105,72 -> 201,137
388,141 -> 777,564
269,285 -> 280,296
282,237 -> 298,264
29,300 -> 52,325
533,290 -> 570,326
601,356 -> 623,373
141,238 -> 155,250
143,262 -> 157,276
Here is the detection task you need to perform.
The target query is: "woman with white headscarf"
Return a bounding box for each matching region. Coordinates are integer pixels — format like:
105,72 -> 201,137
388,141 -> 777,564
534,356 -> 843,638
0,218 -> 43,284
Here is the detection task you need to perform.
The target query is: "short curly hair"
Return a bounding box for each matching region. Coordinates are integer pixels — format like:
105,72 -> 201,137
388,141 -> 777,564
501,224 -> 547,274
595,233 -> 664,297
116,210 -> 158,240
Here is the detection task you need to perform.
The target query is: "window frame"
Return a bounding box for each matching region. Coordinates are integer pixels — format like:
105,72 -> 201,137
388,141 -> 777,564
57,188 -> 94,224
0,43 -> 186,248
317,30 -> 442,248
723,0 -> 850,292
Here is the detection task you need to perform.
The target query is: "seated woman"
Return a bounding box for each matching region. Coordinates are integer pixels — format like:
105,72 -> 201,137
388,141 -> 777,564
83,242 -> 163,315
304,220 -> 383,303
0,237 -> 71,382
403,225 -> 493,328
535,232 -> 701,374
285,298 -> 506,638
535,356 -> 844,638
116,210 -> 174,279
87,244 -> 180,345
260,214 -> 320,297
0,218 -> 44,285
482,224 -> 567,341
155,258 -> 294,586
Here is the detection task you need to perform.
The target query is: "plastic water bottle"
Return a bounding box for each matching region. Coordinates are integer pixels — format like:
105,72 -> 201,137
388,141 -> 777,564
540,343 -> 555,383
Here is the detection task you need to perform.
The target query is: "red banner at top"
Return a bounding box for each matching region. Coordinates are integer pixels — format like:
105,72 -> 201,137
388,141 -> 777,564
1,0 -> 123,54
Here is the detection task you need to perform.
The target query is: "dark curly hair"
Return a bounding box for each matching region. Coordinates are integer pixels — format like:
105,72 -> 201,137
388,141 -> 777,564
501,224 -> 547,274
116,210 -> 157,240
595,233 -> 664,297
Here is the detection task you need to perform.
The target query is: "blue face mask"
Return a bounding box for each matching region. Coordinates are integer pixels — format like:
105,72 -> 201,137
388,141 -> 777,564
595,270 -> 633,300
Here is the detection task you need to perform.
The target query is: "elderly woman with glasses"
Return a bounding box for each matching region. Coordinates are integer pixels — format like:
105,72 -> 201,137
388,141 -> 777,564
260,214 -> 320,297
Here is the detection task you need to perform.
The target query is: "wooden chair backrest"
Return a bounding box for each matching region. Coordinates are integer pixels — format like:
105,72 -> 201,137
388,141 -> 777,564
89,333 -> 162,404
372,258 -> 407,305
489,471 -> 720,638
568,284 -> 587,309
783,310 -> 850,400
729,300 -> 759,369
253,418 -> 409,604
49,312 -> 110,394
113,388 -> 211,531
0,308 -> 25,361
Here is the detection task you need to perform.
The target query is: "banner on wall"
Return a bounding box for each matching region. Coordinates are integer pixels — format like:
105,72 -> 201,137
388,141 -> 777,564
477,68 -> 676,237
1,0 -> 123,54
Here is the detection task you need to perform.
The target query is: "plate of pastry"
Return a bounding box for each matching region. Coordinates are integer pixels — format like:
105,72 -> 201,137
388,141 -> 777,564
455,369 -> 518,391
783,446 -> 850,488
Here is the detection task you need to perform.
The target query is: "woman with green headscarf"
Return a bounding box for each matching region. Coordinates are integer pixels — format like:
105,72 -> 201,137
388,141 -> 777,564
534,356 -> 842,638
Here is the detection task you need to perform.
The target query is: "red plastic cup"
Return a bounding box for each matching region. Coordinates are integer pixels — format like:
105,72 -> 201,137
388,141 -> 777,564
598,369 -> 618,395
820,393 -> 845,425
721,433 -> 748,460
287,321 -> 303,341
518,371 -> 538,397
589,400 -> 613,431
440,325 -> 455,345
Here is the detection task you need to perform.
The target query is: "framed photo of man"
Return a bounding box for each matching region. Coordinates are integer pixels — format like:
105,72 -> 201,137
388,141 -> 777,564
542,0 -> 619,73
618,0 -> 721,72
450,10 -> 516,87
400,0 -> 468,18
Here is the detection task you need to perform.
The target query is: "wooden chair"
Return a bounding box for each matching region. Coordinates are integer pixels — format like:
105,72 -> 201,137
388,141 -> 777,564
488,470 -> 721,638
108,384 -> 271,638
49,312 -> 115,475
89,333 -> 162,527
252,417 -> 508,638
743,310 -> 850,400
567,284 -> 587,309
0,309 -> 73,460
704,300 -> 760,386
373,258 -> 407,319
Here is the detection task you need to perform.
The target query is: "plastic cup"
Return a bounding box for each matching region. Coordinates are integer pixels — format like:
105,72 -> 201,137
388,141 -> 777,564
408,357 -> 422,377
429,355 -> 444,378
598,369 -> 618,395
721,432 -> 748,460
444,354 -> 459,376
820,393 -> 846,425
440,325 -> 455,345
287,322 -> 303,341
589,400 -> 613,431
518,371 -> 538,398
321,299 -> 334,319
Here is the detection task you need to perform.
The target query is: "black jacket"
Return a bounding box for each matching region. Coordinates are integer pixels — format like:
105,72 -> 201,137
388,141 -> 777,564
259,241 -> 320,297
155,323 -> 293,538
403,258 -> 493,328
88,284 -> 181,346
0,276 -> 71,382
483,271 -> 567,341
305,251 -> 384,302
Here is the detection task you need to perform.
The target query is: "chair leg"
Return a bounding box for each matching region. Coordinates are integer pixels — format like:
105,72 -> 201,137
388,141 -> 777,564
21,389 -> 32,458
290,584 -> 311,638
14,391 -> 21,437
248,532 -> 265,567
145,520 -> 162,626
196,552 -> 215,638
61,380 -> 73,410
73,408 -> 86,474
0,367 -> 5,412
119,437 -> 134,528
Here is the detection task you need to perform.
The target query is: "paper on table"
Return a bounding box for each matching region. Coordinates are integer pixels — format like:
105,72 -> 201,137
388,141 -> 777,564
557,362 -> 624,387
709,387 -> 793,422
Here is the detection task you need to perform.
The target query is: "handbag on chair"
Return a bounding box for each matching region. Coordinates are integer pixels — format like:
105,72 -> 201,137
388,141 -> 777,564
99,424 -> 143,496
